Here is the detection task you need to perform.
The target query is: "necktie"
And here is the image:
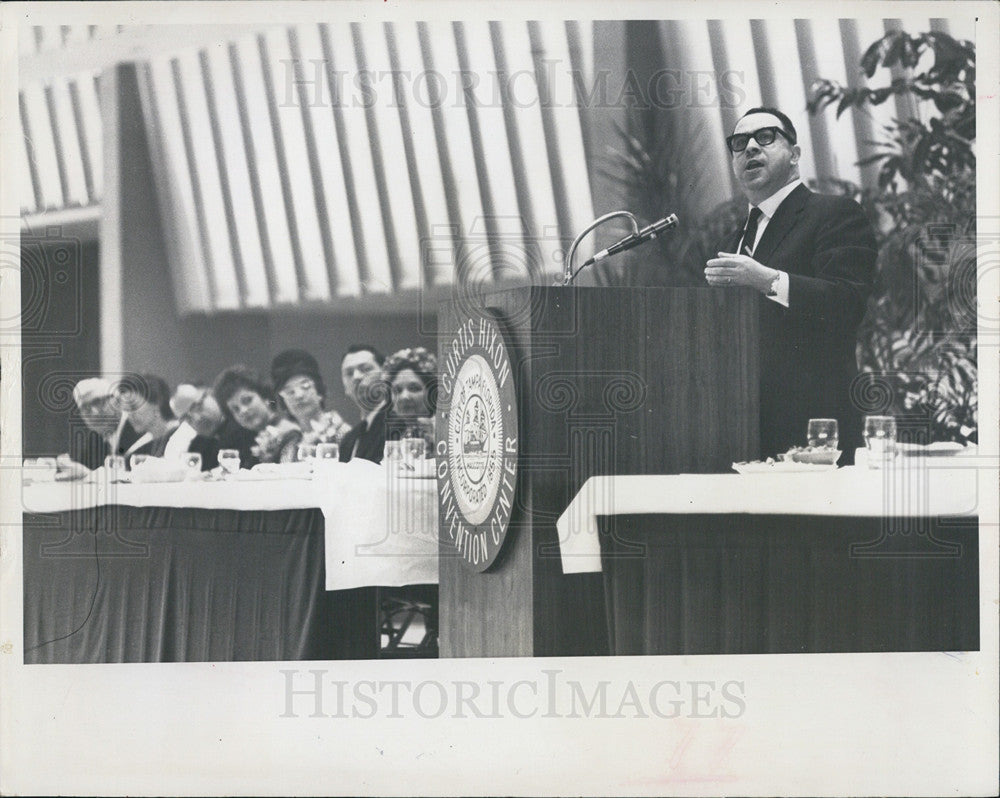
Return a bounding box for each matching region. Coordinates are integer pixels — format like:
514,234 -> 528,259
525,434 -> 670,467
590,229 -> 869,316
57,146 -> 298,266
740,206 -> 762,256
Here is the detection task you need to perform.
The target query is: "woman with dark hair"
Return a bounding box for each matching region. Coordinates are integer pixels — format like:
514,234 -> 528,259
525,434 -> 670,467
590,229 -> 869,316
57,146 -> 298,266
212,365 -> 300,465
270,349 -> 350,453
384,347 -> 437,455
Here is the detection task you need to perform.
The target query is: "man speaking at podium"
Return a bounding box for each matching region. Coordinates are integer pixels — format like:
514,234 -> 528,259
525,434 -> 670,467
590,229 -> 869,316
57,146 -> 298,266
704,107 -> 878,462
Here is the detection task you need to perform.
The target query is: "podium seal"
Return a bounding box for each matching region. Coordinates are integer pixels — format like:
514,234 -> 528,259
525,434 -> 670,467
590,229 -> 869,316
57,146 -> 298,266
437,311 -> 519,572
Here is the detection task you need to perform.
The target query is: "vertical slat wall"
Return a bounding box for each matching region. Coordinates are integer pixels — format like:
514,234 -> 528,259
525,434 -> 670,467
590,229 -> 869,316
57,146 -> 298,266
321,23 -> 394,294
388,23 -> 453,287
18,25 -> 117,213
137,20 -> 596,312
140,57 -> 213,314
674,15 -> 975,212
20,18 -> 977,311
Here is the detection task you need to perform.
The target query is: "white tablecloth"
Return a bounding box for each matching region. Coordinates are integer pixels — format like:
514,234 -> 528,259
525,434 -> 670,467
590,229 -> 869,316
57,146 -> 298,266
20,459 -> 439,590
555,458 -> 983,574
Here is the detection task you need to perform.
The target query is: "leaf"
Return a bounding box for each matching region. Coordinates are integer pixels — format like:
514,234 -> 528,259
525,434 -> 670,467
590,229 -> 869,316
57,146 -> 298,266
836,93 -> 856,118
869,86 -> 895,105
861,33 -> 896,77
806,79 -> 842,113
899,32 -> 925,70
883,32 -> 906,70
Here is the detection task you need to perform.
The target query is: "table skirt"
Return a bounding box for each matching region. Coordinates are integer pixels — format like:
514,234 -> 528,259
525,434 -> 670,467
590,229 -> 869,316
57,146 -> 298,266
599,513 -> 980,655
23,506 -> 381,663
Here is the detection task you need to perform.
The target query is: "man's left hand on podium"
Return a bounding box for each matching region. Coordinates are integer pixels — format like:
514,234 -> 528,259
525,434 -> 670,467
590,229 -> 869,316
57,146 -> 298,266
705,252 -> 779,295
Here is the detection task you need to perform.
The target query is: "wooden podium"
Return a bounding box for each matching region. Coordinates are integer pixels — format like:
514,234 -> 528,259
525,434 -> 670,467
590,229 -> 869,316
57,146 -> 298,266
437,286 -> 760,658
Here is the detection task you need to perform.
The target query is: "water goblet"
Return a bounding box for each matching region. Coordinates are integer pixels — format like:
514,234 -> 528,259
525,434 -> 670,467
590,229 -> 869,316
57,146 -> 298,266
218,449 -> 241,477
863,415 -> 897,469
403,435 -> 427,463
105,454 -> 127,482
807,418 -> 839,450
383,440 -> 401,463
181,451 -> 203,477
315,442 -> 339,461
296,442 -> 318,463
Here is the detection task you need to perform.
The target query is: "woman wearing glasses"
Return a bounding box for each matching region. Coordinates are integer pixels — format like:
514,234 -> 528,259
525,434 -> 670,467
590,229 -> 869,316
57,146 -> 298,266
270,349 -> 351,458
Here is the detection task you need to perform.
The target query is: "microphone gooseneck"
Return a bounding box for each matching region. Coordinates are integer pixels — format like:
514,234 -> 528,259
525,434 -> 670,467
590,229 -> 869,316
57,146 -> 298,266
586,213 -> 679,267
561,212 -> 680,285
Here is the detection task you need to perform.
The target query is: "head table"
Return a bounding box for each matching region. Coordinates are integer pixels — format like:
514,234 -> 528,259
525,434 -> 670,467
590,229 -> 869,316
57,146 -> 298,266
21,460 -> 438,663
554,458 -> 982,655
22,455 -> 984,661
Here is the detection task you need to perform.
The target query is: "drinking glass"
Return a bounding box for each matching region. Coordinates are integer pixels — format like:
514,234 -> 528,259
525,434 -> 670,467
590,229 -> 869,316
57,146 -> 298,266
181,452 -> 203,476
129,453 -> 149,470
218,449 -> 241,476
105,454 -> 127,472
807,418 -> 839,450
863,415 -> 897,469
403,435 -> 427,463
296,442 -> 318,463
383,441 -> 401,463
315,442 -> 339,460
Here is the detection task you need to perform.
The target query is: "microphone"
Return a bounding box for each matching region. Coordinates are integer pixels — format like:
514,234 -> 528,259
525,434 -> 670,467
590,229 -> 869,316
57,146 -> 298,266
583,213 -> 679,267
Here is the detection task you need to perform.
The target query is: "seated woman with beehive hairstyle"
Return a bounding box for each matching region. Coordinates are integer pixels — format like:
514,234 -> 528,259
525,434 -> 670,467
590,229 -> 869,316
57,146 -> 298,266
270,349 -> 351,455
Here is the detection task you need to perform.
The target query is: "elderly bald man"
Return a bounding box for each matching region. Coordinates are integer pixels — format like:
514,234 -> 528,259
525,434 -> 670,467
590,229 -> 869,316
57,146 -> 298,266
57,377 -> 146,479
170,382 -> 257,470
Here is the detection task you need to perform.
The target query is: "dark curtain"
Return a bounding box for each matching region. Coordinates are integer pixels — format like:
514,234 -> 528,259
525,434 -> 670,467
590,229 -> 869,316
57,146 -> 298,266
23,507 -> 380,663
600,513 -> 979,655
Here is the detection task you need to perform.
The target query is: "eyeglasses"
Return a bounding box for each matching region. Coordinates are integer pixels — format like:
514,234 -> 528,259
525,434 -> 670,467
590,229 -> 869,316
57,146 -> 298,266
278,378 -> 318,399
181,389 -> 210,421
726,126 -> 794,154
79,398 -> 110,415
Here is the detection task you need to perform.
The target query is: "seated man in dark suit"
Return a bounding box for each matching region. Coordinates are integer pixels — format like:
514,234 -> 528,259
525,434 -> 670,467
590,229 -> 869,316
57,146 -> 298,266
336,343 -> 438,657
705,106 -> 877,462
170,383 -> 257,470
338,344 -> 390,464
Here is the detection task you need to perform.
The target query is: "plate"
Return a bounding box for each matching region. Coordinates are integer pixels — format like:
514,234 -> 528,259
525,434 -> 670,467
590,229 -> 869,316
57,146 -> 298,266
784,449 -> 842,465
230,462 -> 313,481
130,468 -> 187,483
732,461 -> 839,474
897,442 -> 968,457
394,462 -> 437,480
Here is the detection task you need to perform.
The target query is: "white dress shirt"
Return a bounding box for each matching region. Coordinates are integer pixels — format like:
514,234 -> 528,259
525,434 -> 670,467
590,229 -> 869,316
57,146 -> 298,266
106,411 -> 130,455
739,178 -> 803,308
163,420 -> 198,459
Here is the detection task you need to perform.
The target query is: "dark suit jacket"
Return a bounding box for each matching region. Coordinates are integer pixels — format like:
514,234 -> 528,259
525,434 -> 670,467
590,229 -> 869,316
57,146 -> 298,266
338,404 -> 389,464
720,184 -> 877,460
68,418 -> 144,470
193,418 -> 260,470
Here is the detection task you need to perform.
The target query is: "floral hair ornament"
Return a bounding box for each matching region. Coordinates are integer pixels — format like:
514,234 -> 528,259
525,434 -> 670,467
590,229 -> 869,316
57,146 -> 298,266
385,347 -> 438,376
